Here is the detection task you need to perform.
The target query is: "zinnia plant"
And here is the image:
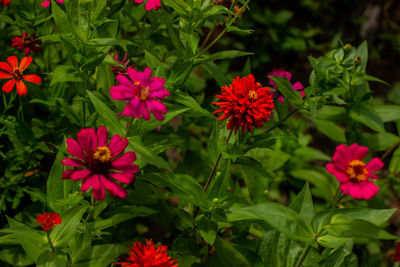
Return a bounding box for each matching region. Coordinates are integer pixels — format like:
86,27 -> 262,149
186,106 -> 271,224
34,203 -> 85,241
62,126 -> 139,200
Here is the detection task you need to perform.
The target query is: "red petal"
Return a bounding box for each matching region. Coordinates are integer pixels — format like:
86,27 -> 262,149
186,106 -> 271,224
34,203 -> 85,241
2,79 -> 15,93
0,62 -> 12,73
19,57 -> 33,72
7,56 -> 18,70
23,74 -> 41,84
16,80 -> 28,96
0,71 -> 13,79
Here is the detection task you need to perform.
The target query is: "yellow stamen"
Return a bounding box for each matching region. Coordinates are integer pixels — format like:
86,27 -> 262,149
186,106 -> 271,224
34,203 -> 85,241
346,159 -> 368,182
140,86 -> 150,101
248,90 -> 258,100
93,146 -> 112,163
134,81 -> 140,86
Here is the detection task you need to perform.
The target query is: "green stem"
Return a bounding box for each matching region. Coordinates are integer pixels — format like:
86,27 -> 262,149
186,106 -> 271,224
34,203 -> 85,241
82,100 -> 86,128
381,140 -> 400,161
188,0 -> 251,61
46,231 -> 55,252
203,128 -> 234,192
200,25 -> 216,50
295,244 -> 311,267
265,109 -> 296,134
124,117 -> 134,138
18,95 -> 24,122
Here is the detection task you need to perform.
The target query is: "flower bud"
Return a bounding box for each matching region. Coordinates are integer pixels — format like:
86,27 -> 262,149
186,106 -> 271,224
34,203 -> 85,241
354,56 -> 362,64
343,43 -> 352,52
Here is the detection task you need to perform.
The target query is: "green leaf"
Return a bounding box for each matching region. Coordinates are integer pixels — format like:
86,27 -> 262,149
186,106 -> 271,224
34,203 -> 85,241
88,206 -> 157,231
361,132 -> 400,151
87,91 -> 125,136
313,118 -> 346,143
374,105 -> 400,122
390,147 -> 400,175
326,215 -> 396,240
319,241 -> 353,266
52,2 -> 70,33
0,247 -> 34,266
71,244 -> 128,267
349,104 -> 384,132
128,136 -> 172,171
228,203 -> 314,243
355,41 -> 368,73
37,252 -> 67,267
317,235 -> 352,249
211,236 -> 250,267
290,169 -> 336,201
197,215 -> 218,245
289,183 -> 315,227
50,65 -> 82,86
47,147 -> 75,214
173,92 -> 214,118
268,76 -> 303,108
142,107 -> 189,132
162,0 -> 191,16
195,50 -> 253,64
6,216 -> 49,263
50,205 -> 88,248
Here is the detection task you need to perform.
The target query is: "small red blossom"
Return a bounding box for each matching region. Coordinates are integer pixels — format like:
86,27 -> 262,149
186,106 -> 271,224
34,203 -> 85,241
326,144 -> 384,200
390,243 -> 400,263
36,212 -> 62,231
12,32 -> 42,56
134,0 -> 161,11
212,74 -> 274,134
0,56 -> 41,96
114,239 -> 178,267
0,0 -> 10,6
62,126 -> 139,200
109,51 -> 132,75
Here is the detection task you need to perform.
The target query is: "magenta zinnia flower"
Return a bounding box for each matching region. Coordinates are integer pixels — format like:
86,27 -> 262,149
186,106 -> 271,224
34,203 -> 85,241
110,67 -> 169,121
134,0 -> 161,11
326,144 -> 384,200
62,126 -> 139,200
41,0 -> 63,7
268,68 -> 305,103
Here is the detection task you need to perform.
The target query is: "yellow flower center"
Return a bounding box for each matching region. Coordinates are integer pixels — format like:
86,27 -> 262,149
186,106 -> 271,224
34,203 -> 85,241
248,90 -> 258,100
134,81 -> 140,86
92,146 -> 112,163
346,159 -> 368,182
140,86 -> 150,101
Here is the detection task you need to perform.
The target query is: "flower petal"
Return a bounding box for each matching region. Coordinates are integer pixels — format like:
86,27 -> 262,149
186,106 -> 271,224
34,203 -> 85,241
81,176 -> 93,192
101,176 -> 127,198
22,74 -> 41,84
92,174 -> 106,200
0,71 -> 12,79
360,181 -> 379,200
112,151 -> 137,168
66,138 -> 86,161
366,157 -> 384,173
7,56 -> 18,70
0,62 -> 13,73
326,163 -> 349,183
97,126 -> 108,147
70,169 -> 91,181
62,169 -> 75,179
109,171 -> 137,184
2,79 -> 15,93
16,80 -> 28,96
109,135 -> 128,157
77,128 -> 97,156
62,157 -> 85,167
19,57 -> 33,72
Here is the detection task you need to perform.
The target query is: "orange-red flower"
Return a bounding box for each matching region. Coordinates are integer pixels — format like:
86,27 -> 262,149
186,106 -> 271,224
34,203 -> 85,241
36,212 -> 62,231
114,239 -> 178,267
0,56 -> 41,95
212,74 -> 274,134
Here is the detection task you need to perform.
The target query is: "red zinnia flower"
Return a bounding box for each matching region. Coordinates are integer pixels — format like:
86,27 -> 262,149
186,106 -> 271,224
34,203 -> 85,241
114,239 -> 178,267
326,144 -> 384,200
0,56 -> 41,95
390,243 -> 400,263
36,212 -> 62,231
62,126 -> 139,200
0,0 -> 10,5
212,74 -> 274,134
12,32 -> 42,56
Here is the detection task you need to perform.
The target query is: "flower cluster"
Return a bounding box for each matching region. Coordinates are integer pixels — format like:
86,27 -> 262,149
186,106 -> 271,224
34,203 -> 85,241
213,74 -> 274,134
36,212 -> 62,231
62,126 -> 139,200
114,239 -> 178,267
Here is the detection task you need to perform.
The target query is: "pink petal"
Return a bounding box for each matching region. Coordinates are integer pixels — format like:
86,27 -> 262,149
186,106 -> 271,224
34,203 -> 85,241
135,0 -> 144,3
70,169 -> 91,181
81,176 -> 93,192
110,84 -> 136,100
123,97 -> 141,118
292,81 -> 304,90
56,0 -> 64,3
66,138 -> 86,161
366,157 -> 384,173
348,183 -> 364,199
77,128 -> 97,156
140,102 -> 150,120
62,169 -> 75,179
326,163 -> 349,183
116,74 -> 134,87
92,174 -> 106,200
359,181 -> 379,200
112,151 -> 137,168
109,171 -> 137,184
149,77 -> 167,93
353,145 -> 369,161
62,158 -> 85,167
41,0 -> 50,7
339,182 -> 352,196
109,135 -> 128,157
116,164 -> 141,173
97,126 -> 108,147
101,176 -> 127,198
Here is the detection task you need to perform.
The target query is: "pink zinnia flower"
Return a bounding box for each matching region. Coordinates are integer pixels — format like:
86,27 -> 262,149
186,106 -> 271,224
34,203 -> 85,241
62,126 -> 139,200
0,0 -> 10,6
326,144 -> 384,200
134,0 -> 161,11
268,68 -> 305,103
110,67 -> 170,121
41,0 -> 63,7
